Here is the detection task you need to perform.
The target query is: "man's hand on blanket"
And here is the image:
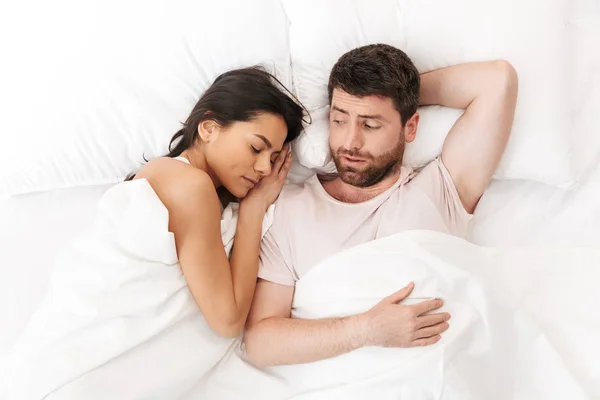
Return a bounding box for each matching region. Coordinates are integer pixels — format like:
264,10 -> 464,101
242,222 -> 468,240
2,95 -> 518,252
244,280 -> 449,366
359,282 -> 451,348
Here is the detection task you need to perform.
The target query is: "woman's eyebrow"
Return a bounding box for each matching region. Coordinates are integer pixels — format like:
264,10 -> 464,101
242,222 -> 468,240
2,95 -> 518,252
254,134 -> 272,149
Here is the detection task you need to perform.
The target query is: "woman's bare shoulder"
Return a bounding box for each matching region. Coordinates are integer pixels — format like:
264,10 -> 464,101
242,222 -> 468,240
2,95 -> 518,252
135,157 -> 220,215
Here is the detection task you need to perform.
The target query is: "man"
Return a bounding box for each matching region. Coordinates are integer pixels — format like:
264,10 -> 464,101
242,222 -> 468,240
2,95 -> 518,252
244,44 -> 518,367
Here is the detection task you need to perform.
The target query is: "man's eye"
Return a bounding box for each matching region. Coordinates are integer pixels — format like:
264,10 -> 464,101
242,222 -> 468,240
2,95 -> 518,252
333,120 -> 345,125
251,146 -> 261,154
365,124 -> 380,130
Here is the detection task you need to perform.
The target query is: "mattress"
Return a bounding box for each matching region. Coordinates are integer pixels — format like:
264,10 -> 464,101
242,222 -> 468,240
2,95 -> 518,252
2,161 -> 600,360
0,185 -> 111,360
470,155 -> 600,247
1,0 -> 598,394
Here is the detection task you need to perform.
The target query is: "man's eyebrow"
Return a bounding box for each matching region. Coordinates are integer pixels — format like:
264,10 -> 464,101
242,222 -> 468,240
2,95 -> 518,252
332,105 -> 389,123
332,105 -> 349,115
254,134 -> 272,149
358,113 -> 389,123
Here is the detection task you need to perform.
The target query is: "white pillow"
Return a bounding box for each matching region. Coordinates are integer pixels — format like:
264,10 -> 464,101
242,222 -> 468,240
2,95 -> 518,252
283,0 -> 405,174
568,1 -> 600,178
0,0 -> 293,198
283,0 -> 575,187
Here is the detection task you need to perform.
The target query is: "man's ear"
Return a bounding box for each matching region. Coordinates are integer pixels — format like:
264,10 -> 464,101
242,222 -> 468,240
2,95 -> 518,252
404,112 -> 419,143
198,120 -> 220,143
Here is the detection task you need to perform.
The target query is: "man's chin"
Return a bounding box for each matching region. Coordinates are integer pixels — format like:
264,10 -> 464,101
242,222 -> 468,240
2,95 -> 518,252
338,170 -> 369,187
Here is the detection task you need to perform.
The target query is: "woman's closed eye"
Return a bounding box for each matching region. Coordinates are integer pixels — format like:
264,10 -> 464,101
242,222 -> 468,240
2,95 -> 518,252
252,145 -> 277,164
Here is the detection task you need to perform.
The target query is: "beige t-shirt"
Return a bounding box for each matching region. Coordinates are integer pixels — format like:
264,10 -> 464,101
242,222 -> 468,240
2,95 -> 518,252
258,157 -> 473,286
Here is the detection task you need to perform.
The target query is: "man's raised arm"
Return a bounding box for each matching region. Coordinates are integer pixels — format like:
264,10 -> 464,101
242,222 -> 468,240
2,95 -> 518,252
420,60 -> 518,213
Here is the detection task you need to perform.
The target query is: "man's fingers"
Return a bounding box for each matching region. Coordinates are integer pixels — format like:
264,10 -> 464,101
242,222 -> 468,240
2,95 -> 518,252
411,334 -> 442,347
413,322 -> 449,340
416,312 -> 451,329
384,282 -> 415,304
411,298 -> 444,316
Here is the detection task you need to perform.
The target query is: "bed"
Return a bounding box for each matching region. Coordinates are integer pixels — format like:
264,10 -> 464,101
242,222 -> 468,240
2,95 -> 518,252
1,0 -> 599,398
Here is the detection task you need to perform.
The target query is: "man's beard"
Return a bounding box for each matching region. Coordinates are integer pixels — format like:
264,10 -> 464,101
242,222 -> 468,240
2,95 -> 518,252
331,139 -> 405,188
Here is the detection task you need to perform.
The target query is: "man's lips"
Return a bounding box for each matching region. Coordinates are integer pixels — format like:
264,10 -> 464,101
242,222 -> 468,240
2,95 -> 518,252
340,154 -> 367,163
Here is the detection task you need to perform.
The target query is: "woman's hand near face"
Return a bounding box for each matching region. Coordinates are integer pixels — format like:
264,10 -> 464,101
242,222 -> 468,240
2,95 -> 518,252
242,144 -> 292,212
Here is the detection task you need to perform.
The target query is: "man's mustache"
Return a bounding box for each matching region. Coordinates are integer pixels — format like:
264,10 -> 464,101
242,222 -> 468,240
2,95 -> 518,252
336,148 -> 373,160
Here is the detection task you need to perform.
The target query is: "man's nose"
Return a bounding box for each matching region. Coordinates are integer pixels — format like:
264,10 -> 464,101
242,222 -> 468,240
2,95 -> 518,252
343,122 -> 363,151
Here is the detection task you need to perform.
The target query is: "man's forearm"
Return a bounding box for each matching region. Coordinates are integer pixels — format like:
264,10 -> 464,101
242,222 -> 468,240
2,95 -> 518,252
244,315 -> 367,367
419,61 -> 513,109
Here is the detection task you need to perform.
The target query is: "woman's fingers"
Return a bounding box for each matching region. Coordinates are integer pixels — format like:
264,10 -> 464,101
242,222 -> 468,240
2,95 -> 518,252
272,144 -> 289,175
279,150 -> 293,177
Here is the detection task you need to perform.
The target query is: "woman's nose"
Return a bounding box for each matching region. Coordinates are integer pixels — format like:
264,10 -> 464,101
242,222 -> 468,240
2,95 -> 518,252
254,155 -> 272,176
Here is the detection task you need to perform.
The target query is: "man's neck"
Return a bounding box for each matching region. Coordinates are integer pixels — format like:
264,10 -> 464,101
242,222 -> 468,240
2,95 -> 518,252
320,170 -> 402,204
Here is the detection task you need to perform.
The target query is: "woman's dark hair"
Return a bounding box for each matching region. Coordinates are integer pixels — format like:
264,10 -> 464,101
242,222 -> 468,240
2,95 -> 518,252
126,66 -> 307,181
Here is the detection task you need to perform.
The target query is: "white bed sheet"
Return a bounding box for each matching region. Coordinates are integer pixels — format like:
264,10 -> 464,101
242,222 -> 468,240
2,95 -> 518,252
0,184 -> 111,362
470,155 -> 600,247
1,162 -> 599,395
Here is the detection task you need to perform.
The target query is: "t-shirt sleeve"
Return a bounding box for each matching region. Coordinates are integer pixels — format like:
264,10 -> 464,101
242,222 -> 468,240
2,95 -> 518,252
411,156 -> 474,236
257,229 -> 296,286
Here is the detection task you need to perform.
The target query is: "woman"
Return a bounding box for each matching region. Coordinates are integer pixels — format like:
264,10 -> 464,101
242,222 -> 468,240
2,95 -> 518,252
4,66 -> 306,399
128,67 -> 305,337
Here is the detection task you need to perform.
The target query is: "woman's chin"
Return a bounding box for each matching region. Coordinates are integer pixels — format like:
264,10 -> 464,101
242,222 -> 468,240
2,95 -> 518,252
226,185 -> 249,200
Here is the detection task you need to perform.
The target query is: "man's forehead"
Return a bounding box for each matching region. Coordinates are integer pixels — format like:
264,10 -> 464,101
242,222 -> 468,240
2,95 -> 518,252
331,89 -> 396,116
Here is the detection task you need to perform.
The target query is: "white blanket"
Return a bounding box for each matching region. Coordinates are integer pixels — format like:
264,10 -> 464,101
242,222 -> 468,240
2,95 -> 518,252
2,179 -> 274,400
192,230 -> 599,400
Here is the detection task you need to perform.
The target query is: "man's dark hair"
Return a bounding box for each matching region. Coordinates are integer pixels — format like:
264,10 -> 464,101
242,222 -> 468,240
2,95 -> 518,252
328,43 -> 420,126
